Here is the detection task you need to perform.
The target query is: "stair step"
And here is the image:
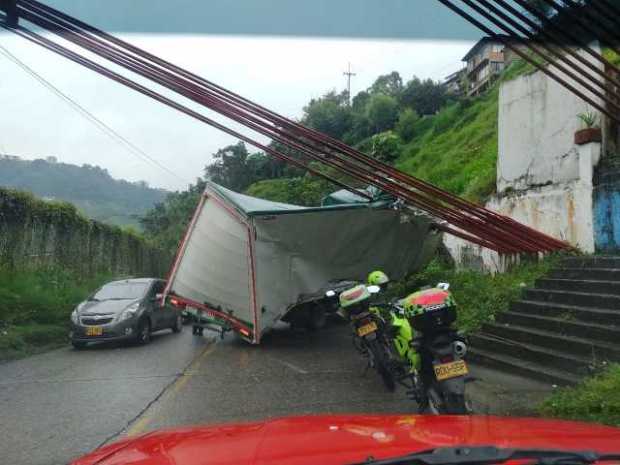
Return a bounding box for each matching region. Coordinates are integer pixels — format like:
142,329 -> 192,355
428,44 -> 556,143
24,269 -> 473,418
468,346 -> 581,386
511,300 -> 620,325
524,288 -> 620,310
550,268 -> 620,281
482,323 -> 620,361
470,333 -> 594,375
496,311 -> 620,344
536,278 -> 620,295
561,256 -> 620,269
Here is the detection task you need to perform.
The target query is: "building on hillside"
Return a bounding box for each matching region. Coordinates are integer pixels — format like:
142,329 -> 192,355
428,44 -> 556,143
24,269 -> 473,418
462,35 -> 525,96
443,68 -> 466,95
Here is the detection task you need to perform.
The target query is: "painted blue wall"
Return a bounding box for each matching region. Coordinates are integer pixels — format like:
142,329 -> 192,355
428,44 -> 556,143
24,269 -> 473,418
594,183 -> 620,252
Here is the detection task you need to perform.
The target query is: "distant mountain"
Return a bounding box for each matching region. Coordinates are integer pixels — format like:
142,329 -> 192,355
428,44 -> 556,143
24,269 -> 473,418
0,155 -> 168,228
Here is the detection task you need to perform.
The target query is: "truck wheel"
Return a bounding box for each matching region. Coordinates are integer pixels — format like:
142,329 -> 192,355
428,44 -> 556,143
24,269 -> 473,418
306,304 -> 327,331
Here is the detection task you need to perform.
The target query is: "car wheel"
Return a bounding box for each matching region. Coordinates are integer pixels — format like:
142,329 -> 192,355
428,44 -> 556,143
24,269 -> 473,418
72,341 -> 87,350
136,319 -> 152,345
172,314 -> 183,333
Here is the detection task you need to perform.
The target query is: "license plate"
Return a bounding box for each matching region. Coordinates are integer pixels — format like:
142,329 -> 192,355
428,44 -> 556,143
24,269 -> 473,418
85,326 -> 103,337
357,321 -> 378,337
434,360 -> 468,381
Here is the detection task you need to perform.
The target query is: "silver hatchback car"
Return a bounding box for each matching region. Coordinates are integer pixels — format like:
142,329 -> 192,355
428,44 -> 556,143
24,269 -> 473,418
69,278 -> 182,348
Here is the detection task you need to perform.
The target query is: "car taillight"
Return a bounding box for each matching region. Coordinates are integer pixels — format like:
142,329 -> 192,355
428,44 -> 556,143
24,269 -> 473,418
170,298 -> 185,309
239,328 -> 251,338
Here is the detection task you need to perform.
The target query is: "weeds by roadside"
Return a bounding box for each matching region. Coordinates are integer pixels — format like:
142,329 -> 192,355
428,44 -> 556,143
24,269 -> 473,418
0,267 -> 113,361
539,364 -> 620,427
388,254 -> 560,333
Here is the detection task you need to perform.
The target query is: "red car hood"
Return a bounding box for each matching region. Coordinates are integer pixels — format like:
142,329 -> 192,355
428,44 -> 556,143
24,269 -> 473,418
71,415 -> 620,465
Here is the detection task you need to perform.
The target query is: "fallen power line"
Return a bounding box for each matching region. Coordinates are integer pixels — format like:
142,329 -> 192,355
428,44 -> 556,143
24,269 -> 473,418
0,43 -> 190,184
0,0 -> 579,253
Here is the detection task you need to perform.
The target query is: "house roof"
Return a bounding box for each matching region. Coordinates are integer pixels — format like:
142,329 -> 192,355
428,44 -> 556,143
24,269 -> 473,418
462,35 -> 514,61
444,68 -> 465,83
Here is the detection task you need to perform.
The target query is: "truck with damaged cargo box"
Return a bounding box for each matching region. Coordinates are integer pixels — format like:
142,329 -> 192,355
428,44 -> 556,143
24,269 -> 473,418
163,182 -> 440,344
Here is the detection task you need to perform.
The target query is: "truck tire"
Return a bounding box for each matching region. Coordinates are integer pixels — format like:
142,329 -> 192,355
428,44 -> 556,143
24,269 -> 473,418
306,304 -> 327,331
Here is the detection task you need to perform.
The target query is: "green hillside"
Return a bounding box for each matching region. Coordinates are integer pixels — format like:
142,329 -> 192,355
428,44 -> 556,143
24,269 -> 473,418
0,156 -> 168,228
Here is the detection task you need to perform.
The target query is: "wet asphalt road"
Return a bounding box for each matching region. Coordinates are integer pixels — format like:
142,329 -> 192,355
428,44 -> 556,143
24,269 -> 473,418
0,320 -> 552,465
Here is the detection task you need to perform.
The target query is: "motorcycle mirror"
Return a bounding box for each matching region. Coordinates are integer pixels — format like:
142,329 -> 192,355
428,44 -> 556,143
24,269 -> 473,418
437,282 -> 450,291
367,285 -> 381,294
325,290 -> 336,298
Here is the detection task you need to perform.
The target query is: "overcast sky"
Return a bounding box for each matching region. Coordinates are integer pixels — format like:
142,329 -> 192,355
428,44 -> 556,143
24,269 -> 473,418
0,1 -> 485,191
0,32 -> 473,191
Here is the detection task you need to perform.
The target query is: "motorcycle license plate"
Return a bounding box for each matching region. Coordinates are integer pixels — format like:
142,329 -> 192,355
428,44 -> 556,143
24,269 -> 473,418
86,326 -> 103,337
434,360 -> 468,381
357,321 -> 378,337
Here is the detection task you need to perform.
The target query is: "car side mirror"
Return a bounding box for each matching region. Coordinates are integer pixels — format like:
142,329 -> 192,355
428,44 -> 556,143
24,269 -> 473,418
436,282 -> 450,291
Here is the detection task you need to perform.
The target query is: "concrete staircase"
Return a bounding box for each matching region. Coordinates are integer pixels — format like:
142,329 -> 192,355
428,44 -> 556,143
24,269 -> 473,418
470,256 -> 620,386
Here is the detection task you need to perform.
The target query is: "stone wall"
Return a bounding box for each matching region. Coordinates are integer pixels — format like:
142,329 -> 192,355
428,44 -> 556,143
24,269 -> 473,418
0,188 -> 169,278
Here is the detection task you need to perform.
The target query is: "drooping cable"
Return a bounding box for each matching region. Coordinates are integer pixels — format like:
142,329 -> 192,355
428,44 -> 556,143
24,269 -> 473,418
0,43 -> 191,184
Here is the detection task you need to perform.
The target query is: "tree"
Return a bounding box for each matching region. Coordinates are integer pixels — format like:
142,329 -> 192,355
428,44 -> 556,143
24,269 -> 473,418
302,90 -> 352,140
369,71 -> 404,99
204,142 -> 255,192
401,77 -> 447,115
395,108 -> 420,142
368,131 -> 401,164
366,94 -> 399,133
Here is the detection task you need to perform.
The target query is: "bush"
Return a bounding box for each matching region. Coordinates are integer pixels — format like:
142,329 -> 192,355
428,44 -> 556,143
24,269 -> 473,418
368,132 -> 402,164
388,255 -> 558,333
395,109 -> 420,142
539,364 -> 620,427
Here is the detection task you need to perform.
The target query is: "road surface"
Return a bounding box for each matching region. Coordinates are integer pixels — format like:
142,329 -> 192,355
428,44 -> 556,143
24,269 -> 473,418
0,320 -> 553,465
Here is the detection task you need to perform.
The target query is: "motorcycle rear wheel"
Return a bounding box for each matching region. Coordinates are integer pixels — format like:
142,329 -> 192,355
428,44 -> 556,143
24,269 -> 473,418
423,384 -> 470,415
367,339 -> 396,392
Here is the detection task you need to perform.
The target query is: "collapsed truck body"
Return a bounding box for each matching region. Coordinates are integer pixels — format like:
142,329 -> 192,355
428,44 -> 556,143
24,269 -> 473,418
163,182 -> 440,344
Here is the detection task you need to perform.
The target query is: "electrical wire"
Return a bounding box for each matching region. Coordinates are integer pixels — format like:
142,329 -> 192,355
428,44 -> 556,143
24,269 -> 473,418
0,43 -> 190,184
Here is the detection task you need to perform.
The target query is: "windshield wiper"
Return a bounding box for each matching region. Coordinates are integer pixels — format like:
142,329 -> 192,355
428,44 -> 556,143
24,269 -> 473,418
349,446 -> 620,465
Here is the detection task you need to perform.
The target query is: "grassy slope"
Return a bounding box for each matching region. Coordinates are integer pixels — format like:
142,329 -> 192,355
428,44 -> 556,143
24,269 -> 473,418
0,267 -> 113,361
246,61 -> 532,205
396,60 -> 533,203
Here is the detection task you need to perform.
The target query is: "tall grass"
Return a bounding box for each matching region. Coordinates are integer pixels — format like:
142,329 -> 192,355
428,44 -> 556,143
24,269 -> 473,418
396,60 -> 534,204
0,267 -> 113,360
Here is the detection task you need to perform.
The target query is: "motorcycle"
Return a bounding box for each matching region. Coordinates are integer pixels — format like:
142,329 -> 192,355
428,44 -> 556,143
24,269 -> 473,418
391,283 -> 471,414
327,284 -> 397,392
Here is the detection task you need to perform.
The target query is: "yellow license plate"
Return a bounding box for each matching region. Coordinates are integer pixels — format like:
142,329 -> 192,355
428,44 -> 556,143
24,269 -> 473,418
357,321 -> 378,337
433,360 -> 468,381
86,326 -> 103,336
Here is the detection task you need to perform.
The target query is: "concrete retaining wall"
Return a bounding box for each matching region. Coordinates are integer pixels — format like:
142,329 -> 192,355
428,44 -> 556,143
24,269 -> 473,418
445,45 -> 606,272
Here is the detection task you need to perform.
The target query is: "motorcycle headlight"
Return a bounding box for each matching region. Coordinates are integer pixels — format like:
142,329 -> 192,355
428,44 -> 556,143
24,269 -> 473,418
71,310 -> 79,324
119,302 -> 140,321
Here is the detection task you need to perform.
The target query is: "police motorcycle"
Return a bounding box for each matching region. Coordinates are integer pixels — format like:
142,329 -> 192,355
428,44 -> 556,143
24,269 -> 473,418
328,281 -> 471,414
397,283 -> 471,414
328,284 -> 397,391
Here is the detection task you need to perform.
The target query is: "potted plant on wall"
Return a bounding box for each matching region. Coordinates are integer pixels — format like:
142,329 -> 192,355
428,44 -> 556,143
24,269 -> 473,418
575,110 -> 602,145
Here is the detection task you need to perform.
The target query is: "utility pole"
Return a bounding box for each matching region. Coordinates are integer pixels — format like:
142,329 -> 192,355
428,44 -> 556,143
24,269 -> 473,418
343,62 -> 356,106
